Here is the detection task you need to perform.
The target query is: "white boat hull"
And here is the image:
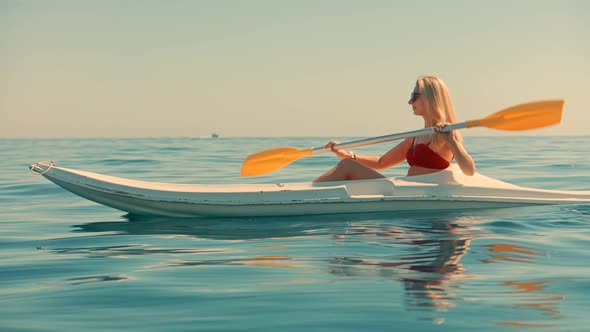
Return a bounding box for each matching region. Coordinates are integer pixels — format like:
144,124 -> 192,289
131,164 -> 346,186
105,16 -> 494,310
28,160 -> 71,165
30,162 -> 590,217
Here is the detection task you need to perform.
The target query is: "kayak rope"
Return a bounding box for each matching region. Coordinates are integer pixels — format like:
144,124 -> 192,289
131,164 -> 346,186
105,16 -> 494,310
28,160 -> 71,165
30,161 -> 55,175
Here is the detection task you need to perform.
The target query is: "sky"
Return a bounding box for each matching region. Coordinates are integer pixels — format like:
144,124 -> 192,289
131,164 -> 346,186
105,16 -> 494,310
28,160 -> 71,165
1,0 -> 588,138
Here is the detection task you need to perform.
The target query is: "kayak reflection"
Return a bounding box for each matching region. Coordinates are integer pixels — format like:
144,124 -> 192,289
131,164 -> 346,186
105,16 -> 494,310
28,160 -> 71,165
76,213 -> 479,315
67,210 -> 572,326
76,210 -> 476,241
76,213 -> 367,240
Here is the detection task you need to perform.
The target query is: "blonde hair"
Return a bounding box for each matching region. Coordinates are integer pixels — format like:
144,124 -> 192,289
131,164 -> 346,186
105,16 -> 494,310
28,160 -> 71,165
415,76 -> 457,145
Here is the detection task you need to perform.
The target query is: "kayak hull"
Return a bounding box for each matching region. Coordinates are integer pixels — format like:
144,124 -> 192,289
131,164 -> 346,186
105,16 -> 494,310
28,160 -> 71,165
30,162 -> 590,218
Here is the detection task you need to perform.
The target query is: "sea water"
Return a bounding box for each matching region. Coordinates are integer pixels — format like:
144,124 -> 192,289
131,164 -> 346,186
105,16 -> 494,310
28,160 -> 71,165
1,137 -> 589,331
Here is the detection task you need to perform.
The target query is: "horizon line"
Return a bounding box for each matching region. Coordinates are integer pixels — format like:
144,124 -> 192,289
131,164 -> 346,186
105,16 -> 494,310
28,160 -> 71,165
2,134 -> 589,140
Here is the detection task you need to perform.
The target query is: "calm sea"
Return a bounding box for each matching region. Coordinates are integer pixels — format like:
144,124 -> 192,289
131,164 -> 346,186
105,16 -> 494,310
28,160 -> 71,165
1,137 -> 590,331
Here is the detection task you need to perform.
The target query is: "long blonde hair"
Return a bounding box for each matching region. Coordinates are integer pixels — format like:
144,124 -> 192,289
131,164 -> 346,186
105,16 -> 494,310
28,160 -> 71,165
415,76 -> 457,145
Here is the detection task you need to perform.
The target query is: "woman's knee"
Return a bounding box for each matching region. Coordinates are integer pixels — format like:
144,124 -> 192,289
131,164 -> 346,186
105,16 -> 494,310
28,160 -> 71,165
338,158 -> 358,168
339,158 -> 385,179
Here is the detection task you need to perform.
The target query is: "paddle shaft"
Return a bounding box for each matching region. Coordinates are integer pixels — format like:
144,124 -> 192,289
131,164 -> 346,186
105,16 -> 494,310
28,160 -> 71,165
310,123 -> 465,155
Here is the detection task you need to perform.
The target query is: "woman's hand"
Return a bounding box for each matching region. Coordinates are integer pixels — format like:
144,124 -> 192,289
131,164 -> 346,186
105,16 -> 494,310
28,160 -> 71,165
434,122 -> 459,145
434,122 -> 476,176
324,140 -> 354,159
324,140 -> 340,151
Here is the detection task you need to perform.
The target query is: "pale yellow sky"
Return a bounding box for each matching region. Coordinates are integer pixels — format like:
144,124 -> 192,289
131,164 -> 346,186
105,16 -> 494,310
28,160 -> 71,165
1,0 -> 588,138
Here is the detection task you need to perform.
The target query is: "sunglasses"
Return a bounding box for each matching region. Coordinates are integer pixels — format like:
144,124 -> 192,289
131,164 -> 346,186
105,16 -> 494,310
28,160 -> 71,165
409,92 -> 421,103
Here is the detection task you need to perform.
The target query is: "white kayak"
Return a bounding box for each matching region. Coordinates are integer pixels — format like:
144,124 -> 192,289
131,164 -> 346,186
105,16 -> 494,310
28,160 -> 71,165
30,161 -> 590,218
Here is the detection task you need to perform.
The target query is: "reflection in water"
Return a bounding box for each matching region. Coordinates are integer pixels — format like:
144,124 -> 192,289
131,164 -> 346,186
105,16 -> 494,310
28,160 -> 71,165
62,212 -> 572,326
42,244 -> 232,258
76,213 -> 355,240
481,243 -> 570,328
329,217 -> 477,321
66,274 -> 131,285
145,254 -> 299,270
504,280 -> 564,317
481,243 -> 543,264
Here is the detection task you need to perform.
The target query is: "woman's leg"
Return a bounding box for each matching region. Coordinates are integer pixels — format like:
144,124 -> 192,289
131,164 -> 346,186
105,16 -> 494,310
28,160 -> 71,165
313,158 -> 385,182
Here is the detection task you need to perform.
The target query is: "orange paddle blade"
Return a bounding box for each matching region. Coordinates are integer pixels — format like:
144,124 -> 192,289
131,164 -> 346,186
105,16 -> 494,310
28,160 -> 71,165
466,99 -> 564,130
241,147 -> 313,176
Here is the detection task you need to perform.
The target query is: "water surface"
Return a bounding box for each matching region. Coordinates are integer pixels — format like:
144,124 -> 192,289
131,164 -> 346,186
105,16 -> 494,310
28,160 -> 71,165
1,137 -> 589,331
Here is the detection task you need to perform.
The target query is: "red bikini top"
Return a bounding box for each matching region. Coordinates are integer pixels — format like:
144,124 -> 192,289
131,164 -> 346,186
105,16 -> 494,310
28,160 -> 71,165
406,138 -> 451,170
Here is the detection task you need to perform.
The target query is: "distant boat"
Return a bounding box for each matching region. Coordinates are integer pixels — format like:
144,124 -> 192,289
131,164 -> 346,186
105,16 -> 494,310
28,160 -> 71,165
211,133 -> 219,139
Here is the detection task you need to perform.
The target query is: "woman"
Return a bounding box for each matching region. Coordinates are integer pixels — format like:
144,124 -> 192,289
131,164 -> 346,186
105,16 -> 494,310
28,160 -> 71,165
313,76 -> 475,182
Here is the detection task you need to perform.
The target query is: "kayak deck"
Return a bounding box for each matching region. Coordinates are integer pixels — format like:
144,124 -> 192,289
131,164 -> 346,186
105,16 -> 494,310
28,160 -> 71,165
30,161 -> 590,217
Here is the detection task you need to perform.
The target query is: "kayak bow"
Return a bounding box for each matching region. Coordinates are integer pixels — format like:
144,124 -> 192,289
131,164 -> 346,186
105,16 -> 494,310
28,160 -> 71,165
30,161 -> 590,218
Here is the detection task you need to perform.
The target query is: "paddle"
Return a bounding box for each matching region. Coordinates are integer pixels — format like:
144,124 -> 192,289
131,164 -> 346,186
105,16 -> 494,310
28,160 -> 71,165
241,99 -> 564,176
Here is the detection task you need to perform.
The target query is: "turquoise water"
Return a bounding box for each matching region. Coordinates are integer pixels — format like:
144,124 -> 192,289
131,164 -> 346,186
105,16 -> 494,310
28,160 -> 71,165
1,137 -> 590,331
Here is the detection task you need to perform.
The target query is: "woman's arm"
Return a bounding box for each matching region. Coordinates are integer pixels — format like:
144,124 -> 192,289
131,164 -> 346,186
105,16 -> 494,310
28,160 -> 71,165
328,138 -> 413,170
436,128 -> 476,176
